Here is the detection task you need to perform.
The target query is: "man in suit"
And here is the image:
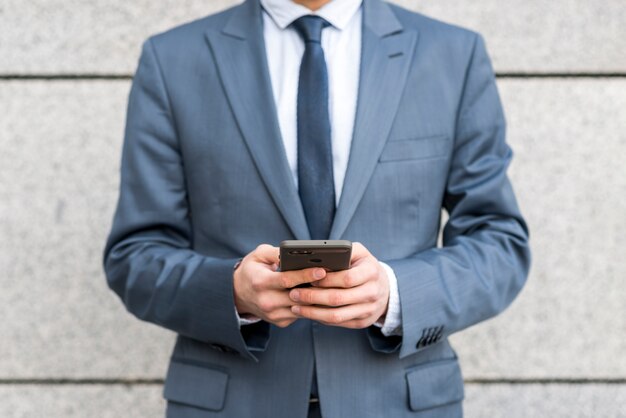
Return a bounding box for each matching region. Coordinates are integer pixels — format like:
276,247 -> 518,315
104,0 -> 531,416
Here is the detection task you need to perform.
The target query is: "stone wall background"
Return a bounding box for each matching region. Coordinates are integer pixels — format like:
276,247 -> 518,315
1,1 -> 625,416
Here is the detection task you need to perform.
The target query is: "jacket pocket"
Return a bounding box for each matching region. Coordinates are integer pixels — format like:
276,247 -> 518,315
163,359 -> 229,411
405,358 -> 464,412
379,135 -> 449,162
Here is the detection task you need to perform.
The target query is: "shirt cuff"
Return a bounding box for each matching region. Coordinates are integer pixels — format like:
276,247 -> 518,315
373,261 -> 403,336
236,311 -> 262,327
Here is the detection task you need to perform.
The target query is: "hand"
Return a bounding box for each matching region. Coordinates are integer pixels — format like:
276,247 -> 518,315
288,242 -> 390,329
233,244 -> 327,328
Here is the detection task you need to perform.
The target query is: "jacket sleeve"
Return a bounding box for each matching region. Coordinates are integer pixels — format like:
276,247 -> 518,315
367,34 -> 531,358
103,39 -> 270,362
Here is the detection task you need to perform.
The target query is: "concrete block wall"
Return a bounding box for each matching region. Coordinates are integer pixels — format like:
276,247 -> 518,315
1,1 -> 624,416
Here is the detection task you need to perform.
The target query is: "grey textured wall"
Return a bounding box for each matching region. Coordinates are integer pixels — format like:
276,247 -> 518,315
1,1 -> 625,417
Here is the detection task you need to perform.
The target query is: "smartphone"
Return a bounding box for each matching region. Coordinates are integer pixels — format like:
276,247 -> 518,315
279,240 -> 352,287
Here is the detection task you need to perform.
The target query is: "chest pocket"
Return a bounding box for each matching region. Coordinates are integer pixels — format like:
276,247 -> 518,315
379,135 -> 450,162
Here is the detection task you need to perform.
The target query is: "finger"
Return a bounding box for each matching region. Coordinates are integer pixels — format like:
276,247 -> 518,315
291,303 -> 374,325
289,282 -> 378,307
269,267 -> 327,289
313,258 -> 379,289
349,242 -> 370,261
274,318 -> 298,329
263,307 -> 300,325
252,244 -> 280,265
329,318 -> 374,329
255,290 -> 299,313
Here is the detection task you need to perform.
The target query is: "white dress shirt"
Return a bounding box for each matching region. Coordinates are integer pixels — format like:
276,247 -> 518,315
236,0 -> 402,337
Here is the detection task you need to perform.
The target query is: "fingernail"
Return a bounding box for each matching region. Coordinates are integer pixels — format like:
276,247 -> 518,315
290,290 -> 300,301
291,305 -> 301,314
314,269 -> 325,279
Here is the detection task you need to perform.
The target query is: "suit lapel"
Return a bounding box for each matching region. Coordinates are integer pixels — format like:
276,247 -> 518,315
205,0 -> 310,240
330,0 -> 419,239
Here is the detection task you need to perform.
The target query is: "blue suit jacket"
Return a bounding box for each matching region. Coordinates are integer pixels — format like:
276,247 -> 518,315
104,0 -> 531,416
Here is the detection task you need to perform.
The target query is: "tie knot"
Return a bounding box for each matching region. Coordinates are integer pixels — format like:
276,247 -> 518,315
292,15 -> 330,44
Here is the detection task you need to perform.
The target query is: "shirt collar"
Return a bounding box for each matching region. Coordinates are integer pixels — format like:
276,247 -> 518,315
260,0 -> 362,30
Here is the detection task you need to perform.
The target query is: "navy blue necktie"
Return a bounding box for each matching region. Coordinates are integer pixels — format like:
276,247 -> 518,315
292,16 -> 333,401
293,15 -> 335,240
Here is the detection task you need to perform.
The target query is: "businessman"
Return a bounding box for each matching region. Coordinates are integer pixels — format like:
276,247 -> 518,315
104,0 -> 531,417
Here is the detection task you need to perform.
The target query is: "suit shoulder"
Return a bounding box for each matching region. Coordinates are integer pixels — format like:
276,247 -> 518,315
143,4 -> 237,53
387,2 -> 480,49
